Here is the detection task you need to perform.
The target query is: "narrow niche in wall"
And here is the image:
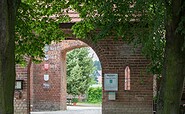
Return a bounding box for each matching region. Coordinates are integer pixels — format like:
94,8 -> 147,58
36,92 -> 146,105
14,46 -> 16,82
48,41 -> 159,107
125,66 -> 130,90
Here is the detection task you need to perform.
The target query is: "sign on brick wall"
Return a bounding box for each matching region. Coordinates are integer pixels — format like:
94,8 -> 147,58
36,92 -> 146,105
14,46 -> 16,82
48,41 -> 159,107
104,74 -> 118,91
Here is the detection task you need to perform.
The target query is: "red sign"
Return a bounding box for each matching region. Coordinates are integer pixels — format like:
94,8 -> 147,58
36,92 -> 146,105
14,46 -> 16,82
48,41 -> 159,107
44,64 -> 49,70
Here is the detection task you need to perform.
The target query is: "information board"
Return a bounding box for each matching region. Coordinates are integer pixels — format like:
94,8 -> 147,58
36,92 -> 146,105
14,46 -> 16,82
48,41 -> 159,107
15,80 -> 23,90
104,74 -> 118,91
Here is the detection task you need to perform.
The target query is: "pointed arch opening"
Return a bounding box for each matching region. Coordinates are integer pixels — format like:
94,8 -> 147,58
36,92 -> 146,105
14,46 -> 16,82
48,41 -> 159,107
125,66 -> 130,90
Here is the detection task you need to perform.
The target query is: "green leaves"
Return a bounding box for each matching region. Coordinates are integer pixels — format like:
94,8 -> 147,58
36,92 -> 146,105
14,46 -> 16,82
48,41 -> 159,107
15,0 -> 168,74
87,87 -> 102,103
72,20 -> 94,39
15,0 -> 69,64
68,0 -> 166,74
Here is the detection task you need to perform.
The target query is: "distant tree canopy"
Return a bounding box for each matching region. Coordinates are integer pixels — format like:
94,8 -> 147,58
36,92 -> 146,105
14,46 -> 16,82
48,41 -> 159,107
94,60 -> 101,71
66,47 -> 95,96
92,60 -> 102,83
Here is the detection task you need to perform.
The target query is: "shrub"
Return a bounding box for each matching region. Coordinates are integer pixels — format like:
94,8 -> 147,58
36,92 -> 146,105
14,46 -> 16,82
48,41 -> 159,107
72,98 -> 78,103
87,87 -> 102,103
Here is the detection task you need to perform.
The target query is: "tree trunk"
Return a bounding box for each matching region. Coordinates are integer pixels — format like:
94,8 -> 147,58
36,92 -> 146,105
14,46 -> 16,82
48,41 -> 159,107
157,0 -> 185,114
0,0 -> 20,114
0,1 -> 7,113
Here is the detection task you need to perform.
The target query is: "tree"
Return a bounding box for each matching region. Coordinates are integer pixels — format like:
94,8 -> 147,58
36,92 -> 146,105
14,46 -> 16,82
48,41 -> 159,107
92,60 -> 102,83
66,0 -> 185,114
66,48 -> 95,96
0,0 -> 20,113
157,1 -> 185,114
94,60 -> 101,71
0,0 -> 68,113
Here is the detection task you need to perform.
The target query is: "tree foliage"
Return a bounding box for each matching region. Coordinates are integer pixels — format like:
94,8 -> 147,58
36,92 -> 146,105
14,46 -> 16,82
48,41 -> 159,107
66,47 -> 95,96
15,0 -> 70,64
94,60 -> 101,71
67,0 -> 166,74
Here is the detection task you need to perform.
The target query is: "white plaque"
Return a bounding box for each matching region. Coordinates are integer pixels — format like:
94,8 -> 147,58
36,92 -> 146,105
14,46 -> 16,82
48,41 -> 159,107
44,55 -> 49,61
15,80 -> 23,90
43,83 -> 50,89
44,74 -> 49,81
104,74 -> 118,91
108,92 -> 116,100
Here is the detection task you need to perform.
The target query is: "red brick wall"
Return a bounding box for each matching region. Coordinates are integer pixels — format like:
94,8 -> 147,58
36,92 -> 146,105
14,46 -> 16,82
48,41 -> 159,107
14,65 -> 28,114
31,40 -> 88,111
96,38 -> 153,114
15,38 -> 153,114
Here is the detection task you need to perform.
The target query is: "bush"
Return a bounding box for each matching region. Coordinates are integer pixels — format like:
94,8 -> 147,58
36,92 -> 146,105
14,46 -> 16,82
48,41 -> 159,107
72,98 -> 78,103
87,87 -> 102,103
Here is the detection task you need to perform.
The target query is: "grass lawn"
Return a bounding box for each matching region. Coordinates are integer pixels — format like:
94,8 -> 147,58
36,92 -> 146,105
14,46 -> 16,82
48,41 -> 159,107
75,102 -> 102,107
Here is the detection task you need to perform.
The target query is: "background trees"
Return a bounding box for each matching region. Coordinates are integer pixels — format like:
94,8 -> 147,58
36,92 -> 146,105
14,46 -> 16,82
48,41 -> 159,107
66,47 -> 95,96
93,60 -> 101,71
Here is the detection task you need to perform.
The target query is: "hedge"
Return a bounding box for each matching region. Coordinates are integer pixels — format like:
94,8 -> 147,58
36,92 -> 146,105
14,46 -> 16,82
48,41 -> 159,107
87,87 -> 102,103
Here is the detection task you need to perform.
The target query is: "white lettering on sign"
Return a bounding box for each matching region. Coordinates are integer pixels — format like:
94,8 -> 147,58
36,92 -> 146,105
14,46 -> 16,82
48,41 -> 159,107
104,74 -> 118,91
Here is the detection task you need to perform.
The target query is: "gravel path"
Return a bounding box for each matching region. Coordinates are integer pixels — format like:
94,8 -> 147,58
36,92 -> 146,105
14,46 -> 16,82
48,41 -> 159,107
31,106 -> 102,114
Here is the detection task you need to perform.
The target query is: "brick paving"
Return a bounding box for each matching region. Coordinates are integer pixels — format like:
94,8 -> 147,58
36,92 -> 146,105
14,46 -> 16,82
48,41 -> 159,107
31,106 -> 102,114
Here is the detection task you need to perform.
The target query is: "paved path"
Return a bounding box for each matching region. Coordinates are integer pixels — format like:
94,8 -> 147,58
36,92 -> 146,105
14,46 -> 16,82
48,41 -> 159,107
31,106 -> 102,114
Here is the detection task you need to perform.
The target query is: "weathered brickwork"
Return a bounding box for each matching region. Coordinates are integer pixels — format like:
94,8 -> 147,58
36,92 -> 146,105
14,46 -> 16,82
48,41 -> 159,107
15,38 -> 153,114
90,38 -> 153,114
31,40 -> 88,111
31,38 -> 153,113
14,65 -> 28,114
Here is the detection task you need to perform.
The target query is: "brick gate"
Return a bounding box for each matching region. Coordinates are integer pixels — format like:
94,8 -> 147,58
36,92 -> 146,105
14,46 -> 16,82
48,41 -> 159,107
31,40 -> 88,111
15,37 -> 153,114
14,10 -> 153,114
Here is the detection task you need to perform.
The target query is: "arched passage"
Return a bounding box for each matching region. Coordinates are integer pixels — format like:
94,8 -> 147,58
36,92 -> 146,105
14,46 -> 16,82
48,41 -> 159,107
15,35 -> 153,114
59,40 -> 95,110
30,39 -> 104,111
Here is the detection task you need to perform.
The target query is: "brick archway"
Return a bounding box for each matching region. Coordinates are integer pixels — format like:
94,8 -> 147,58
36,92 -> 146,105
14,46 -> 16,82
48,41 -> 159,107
14,11 -> 154,114
29,36 -> 153,114
58,40 -> 104,110
30,40 -> 94,111
15,33 -> 153,114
